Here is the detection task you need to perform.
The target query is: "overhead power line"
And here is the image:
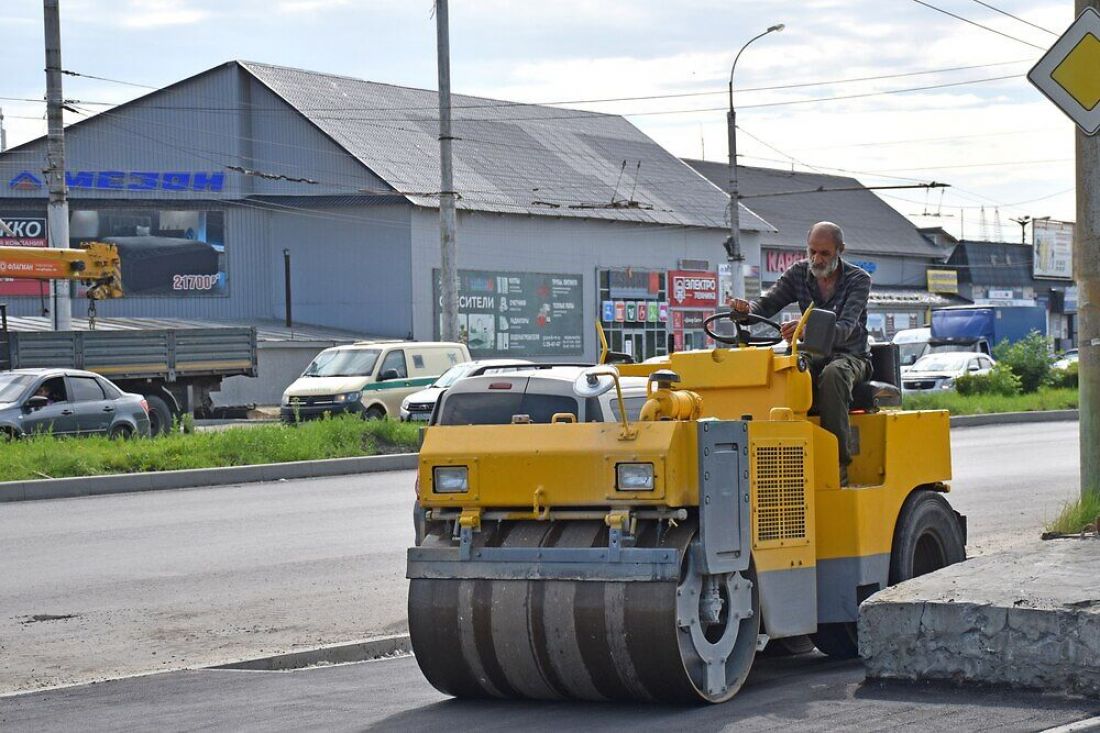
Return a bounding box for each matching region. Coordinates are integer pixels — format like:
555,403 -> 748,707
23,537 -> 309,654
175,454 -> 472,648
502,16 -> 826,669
909,0 -> 1047,49
968,0 -> 1059,36
10,58 -> 1031,115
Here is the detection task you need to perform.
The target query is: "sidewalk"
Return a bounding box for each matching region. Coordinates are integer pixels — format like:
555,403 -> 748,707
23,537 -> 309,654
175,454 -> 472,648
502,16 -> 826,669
860,536 -> 1100,698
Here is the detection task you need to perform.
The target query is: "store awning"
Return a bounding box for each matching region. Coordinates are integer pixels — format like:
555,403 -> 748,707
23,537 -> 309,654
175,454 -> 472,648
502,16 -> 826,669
868,289 -> 967,308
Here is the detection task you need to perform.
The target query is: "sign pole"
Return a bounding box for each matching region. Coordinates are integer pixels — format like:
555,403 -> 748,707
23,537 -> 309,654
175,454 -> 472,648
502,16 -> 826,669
1076,1 -> 1100,500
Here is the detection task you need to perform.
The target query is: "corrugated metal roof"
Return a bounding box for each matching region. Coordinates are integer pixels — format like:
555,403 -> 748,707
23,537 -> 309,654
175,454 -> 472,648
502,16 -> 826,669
684,160 -> 944,258
239,61 -> 772,231
2,316 -> 381,343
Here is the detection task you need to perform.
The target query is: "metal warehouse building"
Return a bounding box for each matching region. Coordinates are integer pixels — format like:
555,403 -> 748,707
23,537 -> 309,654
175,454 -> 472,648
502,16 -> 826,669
0,60 -> 774,365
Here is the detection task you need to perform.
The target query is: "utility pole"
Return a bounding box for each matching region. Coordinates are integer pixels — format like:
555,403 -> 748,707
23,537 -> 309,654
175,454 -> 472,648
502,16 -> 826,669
0,107 -> 7,152
1076,0 -> 1099,500
435,0 -> 459,342
44,0 -> 71,331
725,24 -> 784,302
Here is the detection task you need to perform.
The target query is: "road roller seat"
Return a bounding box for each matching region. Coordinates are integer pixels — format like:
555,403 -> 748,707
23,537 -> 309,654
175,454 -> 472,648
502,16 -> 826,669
850,342 -> 902,413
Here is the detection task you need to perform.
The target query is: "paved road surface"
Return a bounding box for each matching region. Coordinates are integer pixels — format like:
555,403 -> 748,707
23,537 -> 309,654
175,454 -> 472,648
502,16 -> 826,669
3,652 -> 1096,732
0,422 -> 1082,695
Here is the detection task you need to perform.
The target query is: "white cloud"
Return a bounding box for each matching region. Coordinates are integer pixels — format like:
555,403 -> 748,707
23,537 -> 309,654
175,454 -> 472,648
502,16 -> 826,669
119,0 -> 210,28
276,0 -> 350,13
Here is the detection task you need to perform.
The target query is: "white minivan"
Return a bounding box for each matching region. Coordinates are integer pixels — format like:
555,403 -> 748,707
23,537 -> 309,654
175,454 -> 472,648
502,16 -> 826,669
281,341 -> 470,422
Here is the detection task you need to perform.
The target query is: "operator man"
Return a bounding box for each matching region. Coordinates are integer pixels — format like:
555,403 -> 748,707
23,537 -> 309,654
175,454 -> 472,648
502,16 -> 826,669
729,221 -> 871,486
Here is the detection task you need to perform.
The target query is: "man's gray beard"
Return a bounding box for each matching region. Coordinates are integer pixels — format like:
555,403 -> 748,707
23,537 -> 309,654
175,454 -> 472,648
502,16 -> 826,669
811,258 -> 839,279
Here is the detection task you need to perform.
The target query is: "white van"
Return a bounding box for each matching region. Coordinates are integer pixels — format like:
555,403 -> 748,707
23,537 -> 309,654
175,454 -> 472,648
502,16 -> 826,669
893,327 -> 932,368
281,341 -> 470,422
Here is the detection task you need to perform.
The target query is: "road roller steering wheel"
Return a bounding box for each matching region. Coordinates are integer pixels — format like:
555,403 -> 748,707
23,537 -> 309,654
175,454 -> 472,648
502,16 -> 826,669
702,310 -> 784,347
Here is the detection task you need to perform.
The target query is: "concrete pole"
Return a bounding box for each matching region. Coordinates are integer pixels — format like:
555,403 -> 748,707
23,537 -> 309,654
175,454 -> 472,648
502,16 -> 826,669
726,106 -> 745,301
436,0 -> 459,342
44,0 -> 71,331
1077,0 -> 1100,500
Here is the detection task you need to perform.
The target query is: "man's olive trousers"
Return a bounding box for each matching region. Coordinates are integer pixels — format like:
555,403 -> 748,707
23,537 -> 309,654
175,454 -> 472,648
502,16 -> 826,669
809,353 -> 872,467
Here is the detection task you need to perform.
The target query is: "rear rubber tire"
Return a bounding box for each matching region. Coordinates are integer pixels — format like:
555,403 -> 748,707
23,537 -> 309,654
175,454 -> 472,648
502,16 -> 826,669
109,423 -> 134,440
889,490 -> 967,584
144,395 -> 174,436
811,622 -> 859,659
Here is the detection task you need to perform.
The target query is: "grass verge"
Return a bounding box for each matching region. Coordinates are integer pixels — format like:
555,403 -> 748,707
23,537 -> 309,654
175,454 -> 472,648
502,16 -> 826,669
1046,492 -> 1100,535
901,387 -> 1078,415
1,415 -> 420,483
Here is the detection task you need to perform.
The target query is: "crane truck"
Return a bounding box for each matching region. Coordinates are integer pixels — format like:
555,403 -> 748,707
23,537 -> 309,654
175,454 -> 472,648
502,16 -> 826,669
0,242 -> 256,434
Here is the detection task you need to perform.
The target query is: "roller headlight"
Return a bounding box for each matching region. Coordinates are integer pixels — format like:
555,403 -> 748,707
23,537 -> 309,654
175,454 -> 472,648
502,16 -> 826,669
334,391 -> 361,403
433,466 -> 469,493
616,462 -> 655,491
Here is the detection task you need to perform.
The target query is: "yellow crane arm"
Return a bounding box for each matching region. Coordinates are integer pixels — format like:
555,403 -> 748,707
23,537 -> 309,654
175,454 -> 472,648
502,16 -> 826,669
0,242 -> 123,299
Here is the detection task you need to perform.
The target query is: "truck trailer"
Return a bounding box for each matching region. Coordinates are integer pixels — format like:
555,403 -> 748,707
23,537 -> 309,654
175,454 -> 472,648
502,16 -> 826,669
929,305 -> 1047,356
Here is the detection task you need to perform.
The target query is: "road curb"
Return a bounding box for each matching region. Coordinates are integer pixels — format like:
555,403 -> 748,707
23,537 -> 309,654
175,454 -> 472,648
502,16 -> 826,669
210,634 -> 412,672
949,409 -> 1079,428
0,452 -> 419,503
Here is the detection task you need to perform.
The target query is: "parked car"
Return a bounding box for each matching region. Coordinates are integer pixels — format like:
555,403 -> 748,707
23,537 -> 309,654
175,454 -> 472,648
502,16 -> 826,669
0,368 -> 151,439
399,359 -> 534,422
281,341 -> 470,422
432,365 -> 649,426
901,352 -> 995,395
1052,349 -> 1078,371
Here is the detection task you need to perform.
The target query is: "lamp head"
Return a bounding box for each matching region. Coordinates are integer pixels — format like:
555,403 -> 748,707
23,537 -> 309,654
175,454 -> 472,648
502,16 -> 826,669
768,23 -> 785,32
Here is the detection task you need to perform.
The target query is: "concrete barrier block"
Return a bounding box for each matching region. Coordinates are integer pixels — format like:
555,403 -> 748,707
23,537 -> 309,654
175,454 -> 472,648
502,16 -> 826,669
861,540 -> 1100,698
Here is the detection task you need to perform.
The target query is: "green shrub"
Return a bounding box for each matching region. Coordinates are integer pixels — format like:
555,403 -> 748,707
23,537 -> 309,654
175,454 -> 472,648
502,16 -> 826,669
1048,361 -> 1079,389
955,362 -> 1021,396
993,331 -> 1051,393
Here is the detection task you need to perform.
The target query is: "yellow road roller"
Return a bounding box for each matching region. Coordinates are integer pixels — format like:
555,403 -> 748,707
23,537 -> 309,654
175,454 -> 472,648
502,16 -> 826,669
407,309 -> 966,703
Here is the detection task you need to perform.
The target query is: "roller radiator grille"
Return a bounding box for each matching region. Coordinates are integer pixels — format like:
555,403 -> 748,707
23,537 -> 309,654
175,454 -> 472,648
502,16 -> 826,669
753,443 -> 807,544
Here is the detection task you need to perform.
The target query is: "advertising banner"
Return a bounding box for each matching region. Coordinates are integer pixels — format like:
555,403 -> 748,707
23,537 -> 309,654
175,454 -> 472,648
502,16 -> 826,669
433,269 -> 584,356
1033,219 -> 1074,280
0,214 -> 49,296
668,270 -> 719,309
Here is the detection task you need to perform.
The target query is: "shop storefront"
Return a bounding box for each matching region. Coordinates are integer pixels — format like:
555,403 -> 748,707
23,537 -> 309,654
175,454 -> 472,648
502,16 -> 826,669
597,268 -> 670,361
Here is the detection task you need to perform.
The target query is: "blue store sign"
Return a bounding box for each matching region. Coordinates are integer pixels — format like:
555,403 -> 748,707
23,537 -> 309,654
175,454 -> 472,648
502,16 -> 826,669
8,170 -> 225,192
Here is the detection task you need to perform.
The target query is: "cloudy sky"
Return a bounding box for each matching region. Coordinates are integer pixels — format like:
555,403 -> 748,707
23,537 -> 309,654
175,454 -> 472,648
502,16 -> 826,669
0,0 -> 1079,240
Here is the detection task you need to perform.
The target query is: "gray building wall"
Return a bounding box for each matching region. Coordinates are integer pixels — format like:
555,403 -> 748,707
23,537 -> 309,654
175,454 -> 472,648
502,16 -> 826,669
408,207 -> 754,362
268,204 -> 413,335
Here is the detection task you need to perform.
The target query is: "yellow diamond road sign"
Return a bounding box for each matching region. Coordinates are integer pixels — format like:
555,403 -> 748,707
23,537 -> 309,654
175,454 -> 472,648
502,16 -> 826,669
1028,7 -> 1100,135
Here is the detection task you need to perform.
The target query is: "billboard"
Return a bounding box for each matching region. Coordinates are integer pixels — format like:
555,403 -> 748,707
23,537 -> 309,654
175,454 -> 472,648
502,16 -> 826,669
70,208 -> 227,296
1033,219 -> 1074,280
434,269 -> 584,356
1,208 -> 228,297
0,214 -> 49,296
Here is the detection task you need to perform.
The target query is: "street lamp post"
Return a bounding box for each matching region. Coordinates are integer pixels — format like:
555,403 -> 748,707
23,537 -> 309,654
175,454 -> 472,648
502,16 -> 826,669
726,23 -> 784,301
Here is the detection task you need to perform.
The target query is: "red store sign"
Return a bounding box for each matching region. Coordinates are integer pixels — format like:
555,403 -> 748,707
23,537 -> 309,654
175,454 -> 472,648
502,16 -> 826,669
764,249 -> 804,275
668,270 -> 718,309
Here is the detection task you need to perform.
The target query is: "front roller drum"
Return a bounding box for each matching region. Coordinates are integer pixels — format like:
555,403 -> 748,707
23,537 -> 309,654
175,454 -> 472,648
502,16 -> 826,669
408,519 -> 760,704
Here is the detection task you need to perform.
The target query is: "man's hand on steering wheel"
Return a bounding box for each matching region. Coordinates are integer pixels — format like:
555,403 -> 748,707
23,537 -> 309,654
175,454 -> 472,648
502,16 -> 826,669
703,308 -> 784,346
